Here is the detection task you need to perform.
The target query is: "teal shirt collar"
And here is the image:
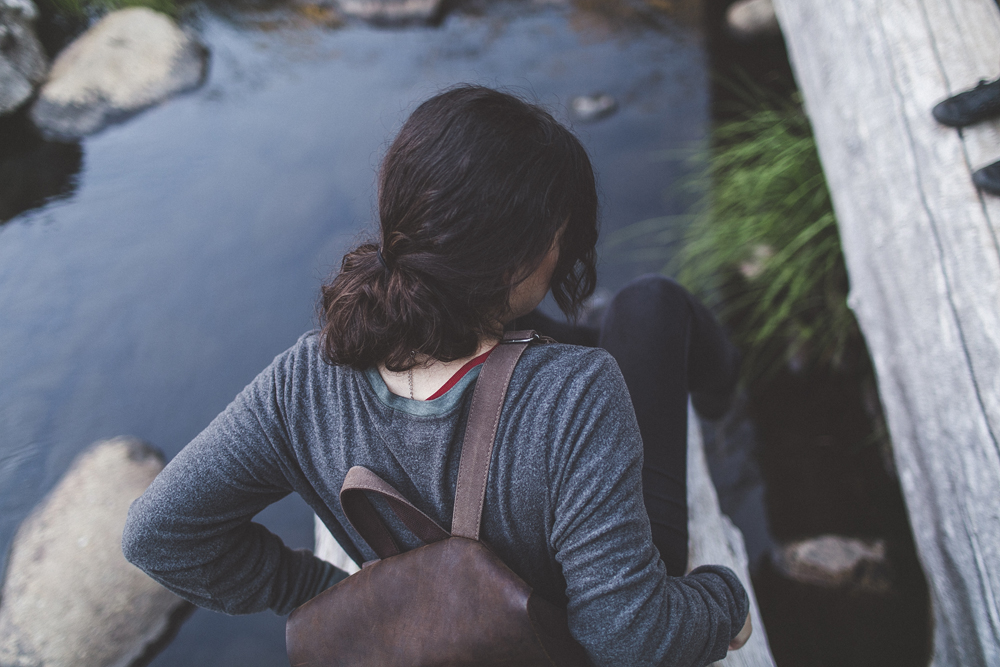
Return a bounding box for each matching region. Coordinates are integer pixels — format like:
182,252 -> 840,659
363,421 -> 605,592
363,365 -> 483,416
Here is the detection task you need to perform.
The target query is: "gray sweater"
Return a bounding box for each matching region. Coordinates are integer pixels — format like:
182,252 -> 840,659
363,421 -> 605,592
123,332 -> 749,667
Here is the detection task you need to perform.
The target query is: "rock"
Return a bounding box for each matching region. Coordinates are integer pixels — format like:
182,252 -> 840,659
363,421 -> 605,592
739,243 -> 775,280
0,0 -> 47,115
569,94 -> 617,122
335,0 -> 443,24
771,535 -> 891,592
30,8 -> 207,138
0,437 -> 192,667
726,0 -> 780,40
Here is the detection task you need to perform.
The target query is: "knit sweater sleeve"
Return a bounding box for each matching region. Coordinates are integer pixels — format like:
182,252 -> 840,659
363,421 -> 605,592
549,352 -> 749,667
121,345 -> 346,615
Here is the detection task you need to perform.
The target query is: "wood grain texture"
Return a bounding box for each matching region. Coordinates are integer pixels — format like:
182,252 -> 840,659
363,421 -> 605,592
687,405 -> 776,667
770,0 -> 1000,664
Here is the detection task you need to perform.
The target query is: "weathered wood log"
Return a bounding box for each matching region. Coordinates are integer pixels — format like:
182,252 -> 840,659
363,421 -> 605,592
687,406 -> 775,667
315,404 -> 776,665
770,1 -> 1000,664
315,514 -> 361,575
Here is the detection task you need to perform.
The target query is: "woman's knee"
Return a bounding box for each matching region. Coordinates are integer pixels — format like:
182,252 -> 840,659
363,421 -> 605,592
615,274 -> 692,306
601,274 -> 695,336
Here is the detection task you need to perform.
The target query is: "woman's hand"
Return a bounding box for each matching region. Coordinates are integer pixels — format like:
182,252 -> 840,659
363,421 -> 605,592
729,613 -> 753,651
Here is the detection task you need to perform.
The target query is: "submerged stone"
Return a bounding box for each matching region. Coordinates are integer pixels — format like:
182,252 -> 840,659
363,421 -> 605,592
30,8 -> 207,138
335,0 -> 444,24
772,535 -> 891,592
570,94 -> 617,122
0,0 -> 47,115
725,0 -> 780,40
0,437 -> 191,667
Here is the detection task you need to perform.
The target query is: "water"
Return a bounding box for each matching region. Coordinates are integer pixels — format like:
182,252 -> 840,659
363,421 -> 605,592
0,1 -> 709,663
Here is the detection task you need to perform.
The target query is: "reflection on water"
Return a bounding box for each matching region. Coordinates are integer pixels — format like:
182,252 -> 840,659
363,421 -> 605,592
0,111 -> 82,224
0,1 -> 707,663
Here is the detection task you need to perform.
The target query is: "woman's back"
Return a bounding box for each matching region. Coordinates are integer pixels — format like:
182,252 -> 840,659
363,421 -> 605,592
124,332 -> 747,665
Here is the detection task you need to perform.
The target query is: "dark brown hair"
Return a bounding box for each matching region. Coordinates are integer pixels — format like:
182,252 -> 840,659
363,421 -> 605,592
319,85 -> 599,371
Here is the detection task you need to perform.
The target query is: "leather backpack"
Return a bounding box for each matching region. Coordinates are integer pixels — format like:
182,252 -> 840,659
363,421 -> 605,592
286,331 -> 593,666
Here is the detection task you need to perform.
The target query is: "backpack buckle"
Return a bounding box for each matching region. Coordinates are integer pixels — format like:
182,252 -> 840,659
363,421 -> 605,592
502,332 -> 540,344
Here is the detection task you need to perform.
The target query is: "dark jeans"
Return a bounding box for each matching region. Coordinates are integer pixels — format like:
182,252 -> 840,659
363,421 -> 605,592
514,275 -> 739,576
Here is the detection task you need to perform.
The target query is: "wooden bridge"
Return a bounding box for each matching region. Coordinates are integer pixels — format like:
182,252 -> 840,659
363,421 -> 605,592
771,0 -> 1000,664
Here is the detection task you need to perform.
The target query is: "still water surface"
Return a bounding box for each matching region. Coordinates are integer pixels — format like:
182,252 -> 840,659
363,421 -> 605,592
0,2 -> 706,662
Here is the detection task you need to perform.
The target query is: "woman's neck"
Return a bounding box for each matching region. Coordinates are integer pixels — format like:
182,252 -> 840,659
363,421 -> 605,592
377,338 -> 498,401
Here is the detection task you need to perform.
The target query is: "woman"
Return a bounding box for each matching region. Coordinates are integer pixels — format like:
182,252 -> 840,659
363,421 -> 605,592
123,85 -> 750,666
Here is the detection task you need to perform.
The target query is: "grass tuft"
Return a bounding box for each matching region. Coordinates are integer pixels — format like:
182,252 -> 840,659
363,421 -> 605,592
676,95 -> 859,381
598,89 -> 863,383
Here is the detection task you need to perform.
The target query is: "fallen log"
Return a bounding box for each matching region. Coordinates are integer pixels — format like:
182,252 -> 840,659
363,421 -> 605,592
686,406 -> 775,667
770,0 -> 1000,664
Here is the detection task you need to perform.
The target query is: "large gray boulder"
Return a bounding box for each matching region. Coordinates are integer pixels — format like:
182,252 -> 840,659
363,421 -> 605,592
0,0 -> 47,115
335,0 -> 443,24
0,437 -> 191,667
30,7 -> 207,138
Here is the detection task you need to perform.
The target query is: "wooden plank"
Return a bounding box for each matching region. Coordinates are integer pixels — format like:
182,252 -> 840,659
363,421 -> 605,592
315,514 -> 361,574
687,405 -> 776,667
315,403 -> 776,665
770,0 -> 1000,664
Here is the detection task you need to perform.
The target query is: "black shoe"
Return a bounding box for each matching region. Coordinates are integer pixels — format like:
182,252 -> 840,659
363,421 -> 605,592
973,159 -> 1000,196
932,77 -> 1000,127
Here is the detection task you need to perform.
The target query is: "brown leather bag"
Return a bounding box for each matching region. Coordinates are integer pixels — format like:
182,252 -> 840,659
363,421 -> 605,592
286,331 -> 593,667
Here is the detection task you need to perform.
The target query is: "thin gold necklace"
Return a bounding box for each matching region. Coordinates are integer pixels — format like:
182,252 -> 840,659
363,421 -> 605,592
408,367 -> 414,400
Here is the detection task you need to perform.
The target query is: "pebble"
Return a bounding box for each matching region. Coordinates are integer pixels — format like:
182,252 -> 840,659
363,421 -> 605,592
335,0 -> 443,23
570,94 -> 618,122
726,0 -> 780,40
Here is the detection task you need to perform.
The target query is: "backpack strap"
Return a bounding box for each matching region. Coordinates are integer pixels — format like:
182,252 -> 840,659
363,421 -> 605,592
341,466 -> 450,560
451,330 -> 549,540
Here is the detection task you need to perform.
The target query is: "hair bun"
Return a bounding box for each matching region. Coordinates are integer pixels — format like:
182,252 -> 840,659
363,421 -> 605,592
319,85 -> 597,370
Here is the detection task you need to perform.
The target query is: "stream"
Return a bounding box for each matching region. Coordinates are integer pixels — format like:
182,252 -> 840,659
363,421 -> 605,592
0,2 -> 722,663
